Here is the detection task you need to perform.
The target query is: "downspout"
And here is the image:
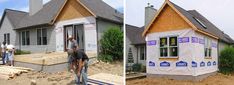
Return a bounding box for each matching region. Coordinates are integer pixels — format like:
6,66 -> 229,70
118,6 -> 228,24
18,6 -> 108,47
137,46 -> 139,64
96,18 -> 99,56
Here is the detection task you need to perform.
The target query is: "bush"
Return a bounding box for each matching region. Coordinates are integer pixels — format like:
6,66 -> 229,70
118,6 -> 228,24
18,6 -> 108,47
132,63 -> 142,72
97,54 -> 113,63
15,49 -> 31,55
219,47 -> 234,74
99,26 -> 123,61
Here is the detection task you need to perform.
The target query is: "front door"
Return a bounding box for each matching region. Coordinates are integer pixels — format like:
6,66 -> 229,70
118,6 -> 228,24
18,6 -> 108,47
64,24 -> 85,51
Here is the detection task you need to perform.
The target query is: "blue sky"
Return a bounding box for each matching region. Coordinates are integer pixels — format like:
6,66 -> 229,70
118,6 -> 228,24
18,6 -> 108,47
126,0 -> 234,39
0,0 -> 123,18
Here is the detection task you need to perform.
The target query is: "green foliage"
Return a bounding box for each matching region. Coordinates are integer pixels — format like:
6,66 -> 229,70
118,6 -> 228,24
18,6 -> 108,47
97,54 -> 113,63
219,47 -> 234,74
15,49 -> 31,55
99,26 -> 123,61
132,63 -> 142,72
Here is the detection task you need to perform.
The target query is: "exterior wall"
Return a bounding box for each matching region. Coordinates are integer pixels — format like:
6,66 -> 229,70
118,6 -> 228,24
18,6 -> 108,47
147,5 -> 192,33
17,26 -> 56,53
97,20 -> 122,41
146,29 -> 218,76
218,41 -> 229,55
194,32 -> 218,76
55,17 -> 97,56
0,16 -> 17,45
96,19 -> 122,53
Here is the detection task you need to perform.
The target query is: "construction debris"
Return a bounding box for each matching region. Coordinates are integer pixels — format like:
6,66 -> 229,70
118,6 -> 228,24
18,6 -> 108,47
0,66 -> 33,80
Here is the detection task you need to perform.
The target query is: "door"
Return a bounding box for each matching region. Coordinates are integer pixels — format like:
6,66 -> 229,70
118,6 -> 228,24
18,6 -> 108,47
64,24 -> 85,51
74,24 -> 85,51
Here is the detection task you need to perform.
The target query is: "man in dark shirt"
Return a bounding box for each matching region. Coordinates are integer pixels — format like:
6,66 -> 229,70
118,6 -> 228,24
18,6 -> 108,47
71,45 -> 89,85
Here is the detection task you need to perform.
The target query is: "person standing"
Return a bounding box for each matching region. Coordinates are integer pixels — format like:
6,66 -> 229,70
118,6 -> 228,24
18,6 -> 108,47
1,41 -> 7,65
67,35 -> 78,71
71,45 -> 89,85
7,44 -> 15,66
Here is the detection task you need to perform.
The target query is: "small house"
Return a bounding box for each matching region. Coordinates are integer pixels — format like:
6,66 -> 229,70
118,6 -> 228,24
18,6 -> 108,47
143,0 -> 234,80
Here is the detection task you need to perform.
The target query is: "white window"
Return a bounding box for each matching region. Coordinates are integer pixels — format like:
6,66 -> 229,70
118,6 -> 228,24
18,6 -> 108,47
204,37 -> 212,58
160,36 -> 178,57
4,33 -> 10,44
37,28 -> 47,45
21,31 -> 30,45
139,46 -> 146,60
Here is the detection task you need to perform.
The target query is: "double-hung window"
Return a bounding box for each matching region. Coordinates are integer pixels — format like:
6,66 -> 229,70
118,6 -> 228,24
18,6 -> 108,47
204,37 -> 212,58
160,36 -> 178,57
37,28 -> 47,45
140,46 -> 146,60
4,33 -> 10,44
21,31 -> 30,45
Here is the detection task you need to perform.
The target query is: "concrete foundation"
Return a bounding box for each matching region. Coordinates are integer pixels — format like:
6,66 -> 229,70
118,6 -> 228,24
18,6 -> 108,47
147,72 -> 217,81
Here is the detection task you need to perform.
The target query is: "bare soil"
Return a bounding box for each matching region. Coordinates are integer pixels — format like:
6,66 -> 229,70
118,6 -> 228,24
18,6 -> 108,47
0,61 -> 123,85
127,73 -> 234,85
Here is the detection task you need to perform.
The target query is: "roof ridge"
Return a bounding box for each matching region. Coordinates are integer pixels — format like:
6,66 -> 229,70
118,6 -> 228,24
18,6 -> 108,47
5,8 -> 28,13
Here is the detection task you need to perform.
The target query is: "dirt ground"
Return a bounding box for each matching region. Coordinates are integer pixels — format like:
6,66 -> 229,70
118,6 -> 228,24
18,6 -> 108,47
127,73 -> 234,85
0,61 -> 123,85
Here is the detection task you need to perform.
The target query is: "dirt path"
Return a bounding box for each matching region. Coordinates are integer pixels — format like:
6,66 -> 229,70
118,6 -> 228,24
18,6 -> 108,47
127,73 -> 234,85
0,61 -> 123,85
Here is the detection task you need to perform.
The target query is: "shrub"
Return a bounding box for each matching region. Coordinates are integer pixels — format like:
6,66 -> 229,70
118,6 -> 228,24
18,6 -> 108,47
219,47 -> 234,74
132,63 -> 142,72
97,54 -> 113,63
99,26 -> 123,61
15,49 -> 31,55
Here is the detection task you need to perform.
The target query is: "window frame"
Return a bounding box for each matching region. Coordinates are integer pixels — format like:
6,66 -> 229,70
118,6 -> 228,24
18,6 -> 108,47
159,35 -> 179,58
139,46 -> 146,60
21,30 -> 30,46
37,28 -> 47,45
204,37 -> 212,59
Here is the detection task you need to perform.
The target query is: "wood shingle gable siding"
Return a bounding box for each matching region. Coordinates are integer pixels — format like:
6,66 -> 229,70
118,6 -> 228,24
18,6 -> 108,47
147,4 -> 192,33
54,0 -> 93,22
142,0 -> 219,40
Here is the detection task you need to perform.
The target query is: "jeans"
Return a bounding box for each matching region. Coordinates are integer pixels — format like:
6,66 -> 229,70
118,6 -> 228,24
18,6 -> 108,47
1,52 -> 5,64
75,60 -> 88,85
4,53 -> 9,64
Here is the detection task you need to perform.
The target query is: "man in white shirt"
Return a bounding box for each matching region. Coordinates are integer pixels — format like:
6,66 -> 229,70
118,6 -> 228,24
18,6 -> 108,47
1,41 -> 7,65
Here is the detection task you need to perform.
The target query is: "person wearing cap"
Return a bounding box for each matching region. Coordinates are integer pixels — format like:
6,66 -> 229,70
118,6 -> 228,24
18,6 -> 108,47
71,45 -> 89,85
67,35 -> 78,71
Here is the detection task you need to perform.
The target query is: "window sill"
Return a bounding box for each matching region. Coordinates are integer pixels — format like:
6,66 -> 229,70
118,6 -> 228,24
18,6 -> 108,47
205,57 -> 212,59
159,57 -> 179,61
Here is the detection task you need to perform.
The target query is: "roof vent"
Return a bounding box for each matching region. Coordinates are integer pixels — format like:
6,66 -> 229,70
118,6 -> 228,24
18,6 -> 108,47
193,17 -> 207,29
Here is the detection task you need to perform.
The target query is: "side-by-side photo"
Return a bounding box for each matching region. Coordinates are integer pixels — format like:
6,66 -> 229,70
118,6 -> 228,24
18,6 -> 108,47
126,0 -> 234,85
0,0 -> 123,85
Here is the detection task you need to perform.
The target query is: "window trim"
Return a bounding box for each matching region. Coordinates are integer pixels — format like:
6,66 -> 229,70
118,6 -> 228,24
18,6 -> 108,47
204,37 -> 212,59
139,46 -> 146,60
37,28 -> 47,45
21,30 -> 30,46
159,35 -> 179,58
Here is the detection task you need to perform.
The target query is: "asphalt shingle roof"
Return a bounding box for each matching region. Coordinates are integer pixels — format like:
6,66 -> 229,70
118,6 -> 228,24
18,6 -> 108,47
170,1 -> 234,44
1,0 -> 123,29
126,25 -> 145,45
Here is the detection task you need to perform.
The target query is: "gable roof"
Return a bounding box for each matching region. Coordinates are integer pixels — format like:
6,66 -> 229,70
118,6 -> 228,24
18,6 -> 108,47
143,0 -> 234,44
0,9 -> 28,28
126,24 -> 145,45
0,0 -> 123,29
